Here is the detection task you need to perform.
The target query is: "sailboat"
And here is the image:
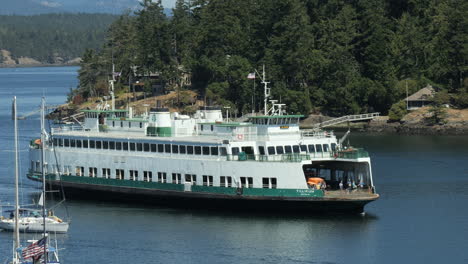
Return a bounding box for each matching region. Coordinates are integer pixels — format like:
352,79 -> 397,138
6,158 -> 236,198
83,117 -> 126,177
8,97 -> 62,264
0,98 -> 69,233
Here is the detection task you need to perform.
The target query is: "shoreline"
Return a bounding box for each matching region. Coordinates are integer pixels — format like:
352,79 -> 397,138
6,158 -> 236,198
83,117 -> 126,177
0,63 -> 80,68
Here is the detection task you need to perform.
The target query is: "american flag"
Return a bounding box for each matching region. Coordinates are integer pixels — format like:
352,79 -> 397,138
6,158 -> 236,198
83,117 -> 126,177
22,237 -> 46,260
247,72 -> 255,79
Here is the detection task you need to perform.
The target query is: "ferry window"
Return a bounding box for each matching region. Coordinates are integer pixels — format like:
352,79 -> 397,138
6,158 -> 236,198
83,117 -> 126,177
258,146 -> 265,155
308,144 -> 315,153
211,125 -> 213,131
185,174 -> 196,185
64,139 -> 70,147
88,167 -> 97,177
231,147 -> 239,155
203,175 -> 213,186
143,171 -> 152,182
83,140 -> 88,148
323,144 -> 329,152
137,143 -> 143,151
58,138 -> 63,147
150,144 -> 156,152
130,142 -> 136,151
103,141 -> 109,149
123,142 -> 129,151
285,146 -> 292,153
172,173 -> 182,184
157,144 -> 164,152
76,140 -> 82,148
164,144 -> 171,153
202,146 -> 210,155
130,170 -> 138,181
158,172 -> 167,183
220,147 -> 227,156
195,146 -> 202,155
96,141 -> 102,149
102,168 -> 111,179
298,145 -> 305,153
211,147 -> 218,156
276,146 -> 284,154
262,178 -> 269,188
90,140 -> 95,148
144,143 -> 150,152
172,145 -> 179,154
139,122 -> 143,128
179,145 -> 186,154
241,177 -> 253,188
201,125 -> 204,131
129,122 -> 132,128
248,177 -> 253,188
271,178 -> 277,189
116,142 -> 121,150
331,143 -> 337,151
120,121 -> 123,127
53,138 -> 58,146
267,146 -> 275,155
115,169 -> 125,180
241,146 -> 254,155
220,176 -> 232,187
293,145 -> 300,153
315,144 -> 322,152
70,139 -> 75,147
187,146 -> 194,154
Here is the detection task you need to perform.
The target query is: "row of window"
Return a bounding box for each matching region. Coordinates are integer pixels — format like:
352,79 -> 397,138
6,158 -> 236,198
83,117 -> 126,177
53,138 -> 226,156
34,164 -> 276,189
52,138 -> 335,156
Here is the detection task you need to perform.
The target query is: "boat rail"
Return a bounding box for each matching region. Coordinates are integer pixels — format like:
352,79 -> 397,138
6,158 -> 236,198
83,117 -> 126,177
300,130 -> 334,138
334,148 -> 369,159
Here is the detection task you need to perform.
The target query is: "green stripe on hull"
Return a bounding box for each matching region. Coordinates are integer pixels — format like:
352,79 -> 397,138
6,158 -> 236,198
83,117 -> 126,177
30,173 -> 324,198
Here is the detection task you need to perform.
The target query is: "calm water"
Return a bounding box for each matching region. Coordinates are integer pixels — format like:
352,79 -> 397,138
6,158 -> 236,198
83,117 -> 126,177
0,67 -> 467,263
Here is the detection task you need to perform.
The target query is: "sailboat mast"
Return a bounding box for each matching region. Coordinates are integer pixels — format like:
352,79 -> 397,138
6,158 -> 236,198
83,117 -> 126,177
40,97 -> 48,263
13,96 -> 20,259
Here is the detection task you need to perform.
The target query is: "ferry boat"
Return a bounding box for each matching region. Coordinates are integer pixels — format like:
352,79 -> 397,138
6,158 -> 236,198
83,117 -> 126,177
27,75 -> 378,214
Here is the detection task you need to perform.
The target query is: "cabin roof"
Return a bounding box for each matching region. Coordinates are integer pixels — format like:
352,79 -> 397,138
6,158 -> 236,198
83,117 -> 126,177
405,85 -> 435,101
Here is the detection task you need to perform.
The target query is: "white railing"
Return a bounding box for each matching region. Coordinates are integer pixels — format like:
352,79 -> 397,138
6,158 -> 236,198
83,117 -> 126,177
312,112 -> 380,129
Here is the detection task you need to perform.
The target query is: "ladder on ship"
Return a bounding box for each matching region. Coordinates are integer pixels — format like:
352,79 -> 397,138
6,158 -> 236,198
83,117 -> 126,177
312,112 -> 380,129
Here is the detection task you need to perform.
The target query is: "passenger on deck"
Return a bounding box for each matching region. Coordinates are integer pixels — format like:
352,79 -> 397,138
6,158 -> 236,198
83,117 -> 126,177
339,181 -> 343,191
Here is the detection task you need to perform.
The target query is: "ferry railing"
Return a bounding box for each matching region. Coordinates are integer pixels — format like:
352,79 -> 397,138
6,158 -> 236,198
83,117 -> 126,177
51,126 -> 84,134
227,153 -> 311,162
301,130 -> 334,138
334,148 -> 369,159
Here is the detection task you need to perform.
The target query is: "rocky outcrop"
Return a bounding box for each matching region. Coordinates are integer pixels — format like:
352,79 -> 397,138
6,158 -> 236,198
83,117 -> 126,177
0,49 -> 81,67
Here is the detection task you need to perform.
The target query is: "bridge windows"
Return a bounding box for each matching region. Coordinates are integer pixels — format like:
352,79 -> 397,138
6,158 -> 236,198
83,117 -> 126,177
315,144 -> 322,153
231,147 -> 239,155
179,145 -> 186,154
211,147 -> 218,156
130,170 -> 138,181
258,146 -> 265,155
195,146 -> 202,155
185,174 -> 196,185
323,144 -> 329,152
267,146 -> 275,155
308,144 -> 315,153
276,146 -> 284,154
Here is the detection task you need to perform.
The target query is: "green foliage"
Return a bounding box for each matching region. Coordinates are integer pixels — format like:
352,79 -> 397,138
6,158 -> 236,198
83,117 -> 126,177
73,0 -> 467,116
426,105 -> 448,125
0,13 -> 118,63
388,100 -> 408,122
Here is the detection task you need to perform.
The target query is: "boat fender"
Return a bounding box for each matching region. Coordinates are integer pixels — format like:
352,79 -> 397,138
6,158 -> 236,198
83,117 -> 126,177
237,134 -> 244,140
236,187 -> 243,195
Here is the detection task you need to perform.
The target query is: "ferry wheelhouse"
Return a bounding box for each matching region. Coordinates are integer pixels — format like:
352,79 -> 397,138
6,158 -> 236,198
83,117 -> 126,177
28,105 -> 378,213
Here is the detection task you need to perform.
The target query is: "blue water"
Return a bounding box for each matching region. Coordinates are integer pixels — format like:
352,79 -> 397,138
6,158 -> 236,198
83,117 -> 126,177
0,66 -> 468,263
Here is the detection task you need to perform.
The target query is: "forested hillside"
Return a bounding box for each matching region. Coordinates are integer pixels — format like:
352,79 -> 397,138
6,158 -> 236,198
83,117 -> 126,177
0,13 -> 119,63
76,0 -> 468,116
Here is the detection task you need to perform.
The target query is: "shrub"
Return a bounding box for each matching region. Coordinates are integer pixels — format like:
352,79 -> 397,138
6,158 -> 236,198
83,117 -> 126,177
388,100 -> 407,122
